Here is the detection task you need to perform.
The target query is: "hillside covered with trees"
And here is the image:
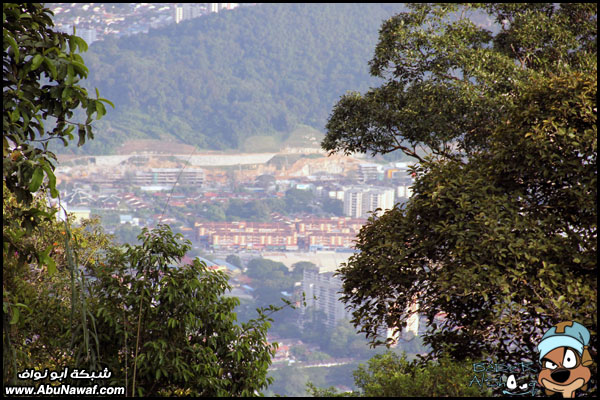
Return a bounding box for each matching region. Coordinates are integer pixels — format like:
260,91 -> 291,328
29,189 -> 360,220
64,3 -> 407,154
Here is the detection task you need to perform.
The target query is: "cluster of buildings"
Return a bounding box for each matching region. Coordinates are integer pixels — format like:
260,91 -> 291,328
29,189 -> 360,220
195,217 -> 367,251
175,3 -> 239,24
56,151 -> 415,216
325,161 -> 414,218
53,152 -> 417,257
50,3 -> 172,42
51,149 -> 432,366
327,179 -> 412,219
48,3 -> 249,44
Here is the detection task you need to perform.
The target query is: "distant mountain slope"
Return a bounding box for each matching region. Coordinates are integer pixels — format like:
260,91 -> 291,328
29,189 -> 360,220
72,3 -> 407,154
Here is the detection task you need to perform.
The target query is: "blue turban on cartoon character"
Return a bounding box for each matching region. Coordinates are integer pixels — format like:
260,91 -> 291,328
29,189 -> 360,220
537,321 -> 594,398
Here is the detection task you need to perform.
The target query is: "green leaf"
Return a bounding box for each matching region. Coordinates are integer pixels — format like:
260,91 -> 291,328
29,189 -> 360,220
43,56 -> 57,79
9,307 -> 20,325
66,64 -> 75,86
98,97 -> 115,109
73,35 -> 88,52
30,54 -> 43,71
95,101 -> 106,119
42,253 -> 57,276
64,124 -> 75,141
38,245 -> 56,276
68,35 -> 76,53
77,124 -> 86,146
10,108 -> 20,123
41,163 -> 58,198
86,124 -> 94,140
29,167 -> 44,192
62,87 -> 72,102
71,60 -> 89,78
5,34 -> 20,61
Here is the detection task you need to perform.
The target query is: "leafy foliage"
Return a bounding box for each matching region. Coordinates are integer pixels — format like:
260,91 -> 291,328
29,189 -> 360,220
285,188 -> 316,214
225,254 -> 242,268
3,184 -> 112,383
246,258 -> 295,306
3,4 -> 112,383
321,197 -> 344,216
307,351 -> 487,397
3,207 -> 285,395
322,2 -> 597,368
3,3 -> 112,204
268,363 -> 358,397
323,3 -> 596,159
89,224 -> 281,396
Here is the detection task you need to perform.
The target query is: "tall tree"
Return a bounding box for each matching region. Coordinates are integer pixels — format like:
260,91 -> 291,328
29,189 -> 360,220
3,3 -> 112,383
3,3 -> 112,205
322,3 -> 596,367
90,225 -> 280,396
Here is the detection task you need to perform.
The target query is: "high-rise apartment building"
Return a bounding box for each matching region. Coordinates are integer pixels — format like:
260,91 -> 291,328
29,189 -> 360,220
343,187 -> 396,218
300,266 -> 353,329
343,189 -> 363,218
175,4 -> 204,24
175,3 -> 238,23
299,265 -> 416,345
56,24 -> 97,45
77,28 -> 97,44
174,5 -> 184,23
362,188 -> 395,217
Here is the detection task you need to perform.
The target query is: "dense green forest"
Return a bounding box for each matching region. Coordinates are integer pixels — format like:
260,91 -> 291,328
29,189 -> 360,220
58,3 -> 407,154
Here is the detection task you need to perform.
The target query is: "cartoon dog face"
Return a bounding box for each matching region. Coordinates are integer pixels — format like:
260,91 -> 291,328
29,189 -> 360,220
538,346 -> 591,398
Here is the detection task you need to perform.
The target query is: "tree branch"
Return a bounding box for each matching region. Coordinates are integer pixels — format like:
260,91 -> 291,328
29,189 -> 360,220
382,141 -> 425,163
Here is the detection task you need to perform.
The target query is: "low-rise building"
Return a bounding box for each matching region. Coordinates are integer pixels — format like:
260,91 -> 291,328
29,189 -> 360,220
195,218 -> 366,251
132,168 -> 204,187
